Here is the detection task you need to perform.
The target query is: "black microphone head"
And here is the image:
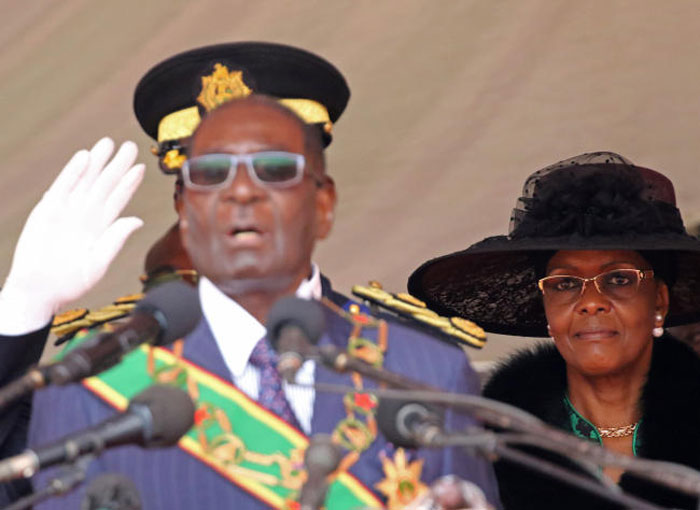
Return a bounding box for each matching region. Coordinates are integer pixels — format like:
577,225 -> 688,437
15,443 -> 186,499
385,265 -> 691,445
376,398 -> 443,449
128,384 -> 195,448
135,280 -> 202,345
304,434 -> 343,476
266,296 -> 326,350
81,473 -> 142,510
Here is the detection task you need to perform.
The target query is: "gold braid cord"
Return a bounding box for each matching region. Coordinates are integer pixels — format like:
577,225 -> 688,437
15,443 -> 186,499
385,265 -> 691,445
319,297 -> 389,474
352,281 -> 487,349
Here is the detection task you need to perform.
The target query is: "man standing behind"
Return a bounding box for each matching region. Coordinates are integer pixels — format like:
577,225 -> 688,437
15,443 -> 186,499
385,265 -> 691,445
29,46 -> 499,510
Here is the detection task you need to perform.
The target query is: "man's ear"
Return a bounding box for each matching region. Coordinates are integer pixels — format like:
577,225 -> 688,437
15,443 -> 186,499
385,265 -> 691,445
315,175 -> 336,240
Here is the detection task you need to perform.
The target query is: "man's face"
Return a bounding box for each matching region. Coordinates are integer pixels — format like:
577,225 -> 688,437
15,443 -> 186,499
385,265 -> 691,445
178,99 -> 335,295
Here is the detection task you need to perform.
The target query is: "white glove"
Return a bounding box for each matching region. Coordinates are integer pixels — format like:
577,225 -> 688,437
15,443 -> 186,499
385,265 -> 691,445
0,137 -> 145,335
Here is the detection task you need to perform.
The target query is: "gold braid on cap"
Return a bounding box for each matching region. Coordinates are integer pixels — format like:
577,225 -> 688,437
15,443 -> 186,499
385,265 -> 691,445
157,63 -> 334,164
157,107 -> 201,144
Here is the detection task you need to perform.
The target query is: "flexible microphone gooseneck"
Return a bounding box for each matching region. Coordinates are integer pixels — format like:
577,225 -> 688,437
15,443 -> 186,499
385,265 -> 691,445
49,280 -> 201,384
374,395 -> 667,510
268,297 -> 700,506
0,384 -> 195,482
0,281 -> 201,411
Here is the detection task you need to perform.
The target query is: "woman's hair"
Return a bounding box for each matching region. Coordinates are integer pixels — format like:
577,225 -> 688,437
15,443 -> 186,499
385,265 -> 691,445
530,251 -> 555,280
639,250 -> 677,288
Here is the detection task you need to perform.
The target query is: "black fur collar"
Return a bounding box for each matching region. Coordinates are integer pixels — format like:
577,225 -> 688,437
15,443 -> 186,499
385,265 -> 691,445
483,341 -> 569,429
483,335 -> 700,509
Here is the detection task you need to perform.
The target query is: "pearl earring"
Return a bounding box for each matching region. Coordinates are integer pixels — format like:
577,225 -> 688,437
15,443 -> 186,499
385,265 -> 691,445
653,313 -> 664,338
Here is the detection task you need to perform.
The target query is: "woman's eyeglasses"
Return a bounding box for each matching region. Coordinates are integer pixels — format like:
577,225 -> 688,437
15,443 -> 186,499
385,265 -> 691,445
182,151 -> 308,190
538,269 -> 654,305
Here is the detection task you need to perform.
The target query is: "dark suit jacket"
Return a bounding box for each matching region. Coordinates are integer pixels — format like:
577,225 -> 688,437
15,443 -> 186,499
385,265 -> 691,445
0,324 -> 50,505
29,287 -> 500,509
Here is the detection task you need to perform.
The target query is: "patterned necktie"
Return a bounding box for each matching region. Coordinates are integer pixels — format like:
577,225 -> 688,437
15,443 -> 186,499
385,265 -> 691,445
249,337 -> 302,430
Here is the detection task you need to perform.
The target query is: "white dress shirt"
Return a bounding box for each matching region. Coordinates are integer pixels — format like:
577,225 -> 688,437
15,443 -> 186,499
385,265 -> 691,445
199,265 -> 321,434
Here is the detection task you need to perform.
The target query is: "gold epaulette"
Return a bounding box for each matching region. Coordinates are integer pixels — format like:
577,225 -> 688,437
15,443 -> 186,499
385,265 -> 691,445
351,281 -> 486,349
51,293 -> 144,342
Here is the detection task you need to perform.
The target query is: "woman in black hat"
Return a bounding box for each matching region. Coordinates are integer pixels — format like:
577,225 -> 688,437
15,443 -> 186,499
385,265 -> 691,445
408,152 -> 700,510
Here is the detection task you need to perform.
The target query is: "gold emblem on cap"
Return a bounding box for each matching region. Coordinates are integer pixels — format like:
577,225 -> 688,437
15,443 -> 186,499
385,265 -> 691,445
197,64 -> 253,113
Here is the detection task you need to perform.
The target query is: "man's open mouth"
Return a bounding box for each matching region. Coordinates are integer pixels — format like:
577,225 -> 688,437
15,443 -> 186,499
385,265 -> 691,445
229,226 -> 263,239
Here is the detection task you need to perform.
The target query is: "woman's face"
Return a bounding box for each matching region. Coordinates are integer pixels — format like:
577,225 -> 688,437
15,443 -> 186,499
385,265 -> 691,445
544,250 -> 669,378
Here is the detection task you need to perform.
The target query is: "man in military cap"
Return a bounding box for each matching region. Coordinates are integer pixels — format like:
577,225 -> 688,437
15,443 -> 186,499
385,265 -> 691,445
52,39 -> 344,339
53,41 -> 349,343
133,41 -> 344,289
29,43 -> 500,509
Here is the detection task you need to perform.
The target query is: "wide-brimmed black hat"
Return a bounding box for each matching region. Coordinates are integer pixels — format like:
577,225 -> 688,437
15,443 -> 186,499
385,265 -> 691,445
133,42 -> 350,172
408,152 -> 700,337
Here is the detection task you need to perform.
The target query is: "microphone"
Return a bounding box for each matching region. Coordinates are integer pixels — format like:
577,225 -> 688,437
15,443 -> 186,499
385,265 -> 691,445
265,296 -> 436,390
0,384 -> 195,482
48,280 -> 201,385
376,397 -> 444,448
80,473 -> 142,510
298,434 -> 343,510
266,297 -> 325,383
0,281 -> 201,410
317,343 -> 437,391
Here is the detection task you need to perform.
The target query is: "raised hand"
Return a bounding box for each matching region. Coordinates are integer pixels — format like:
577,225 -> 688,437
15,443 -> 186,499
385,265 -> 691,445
0,138 -> 145,334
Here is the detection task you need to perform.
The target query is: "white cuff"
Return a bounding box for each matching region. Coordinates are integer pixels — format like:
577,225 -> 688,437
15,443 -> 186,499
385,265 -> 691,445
0,284 -> 54,335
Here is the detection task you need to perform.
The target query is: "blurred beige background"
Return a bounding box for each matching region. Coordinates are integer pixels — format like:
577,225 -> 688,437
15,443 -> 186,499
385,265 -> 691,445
1,0 -> 700,362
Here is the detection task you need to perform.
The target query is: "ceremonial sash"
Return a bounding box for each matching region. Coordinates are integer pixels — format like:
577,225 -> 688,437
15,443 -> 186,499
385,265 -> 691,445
57,335 -> 383,510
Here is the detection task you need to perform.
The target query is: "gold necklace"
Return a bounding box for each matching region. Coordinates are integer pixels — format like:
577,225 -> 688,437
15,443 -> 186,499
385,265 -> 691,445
597,422 -> 638,438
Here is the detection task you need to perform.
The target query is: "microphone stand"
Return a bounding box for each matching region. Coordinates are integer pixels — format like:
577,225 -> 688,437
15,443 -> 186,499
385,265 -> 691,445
315,345 -> 544,432
0,366 -> 52,413
312,345 -> 700,497
1,454 -> 94,510
425,430 -> 665,510
311,380 -> 700,508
